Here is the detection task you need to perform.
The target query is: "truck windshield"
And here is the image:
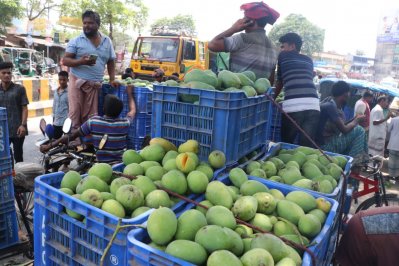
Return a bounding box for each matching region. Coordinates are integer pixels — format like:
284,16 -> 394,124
136,37 -> 179,62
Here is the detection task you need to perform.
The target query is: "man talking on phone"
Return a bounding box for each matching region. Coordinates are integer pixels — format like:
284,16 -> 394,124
63,10 -> 116,129
208,2 -> 279,82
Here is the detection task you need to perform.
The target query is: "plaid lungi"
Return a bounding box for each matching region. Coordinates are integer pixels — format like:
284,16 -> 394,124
321,125 -> 366,165
389,150 -> 399,177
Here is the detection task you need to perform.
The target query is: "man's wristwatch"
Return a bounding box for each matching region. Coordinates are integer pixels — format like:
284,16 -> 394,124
21,124 -> 27,129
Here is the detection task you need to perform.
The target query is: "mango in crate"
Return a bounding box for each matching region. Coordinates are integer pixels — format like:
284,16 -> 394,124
165,240 -> 208,265
122,150 -> 143,165
254,78 -> 271,94
241,248 -> 274,266
88,163 -> 113,184
81,189 -> 103,208
101,199 -> 125,218
60,170 -> 81,193
66,194 -> 84,220
205,181 -> 233,209
207,250 -> 242,266
147,207 -> 177,245
194,225 -> 232,253
206,205 -> 236,229
150,138 -> 177,152
208,150 -> 226,169
115,184 -> 144,213
175,209 -> 207,241
59,187 -> 74,195
178,139 -> 199,154
76,175 -> 110,194
110,177 -> 131,196
132,176 -> 156,196
242,70 -> 256,82
184,69 -> 218,87
145,190 -> 171,208
141,144 -> 166,162
176,152 -> 198,174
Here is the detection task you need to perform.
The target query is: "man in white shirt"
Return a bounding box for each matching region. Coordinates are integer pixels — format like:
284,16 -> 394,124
368,96 -> 392,156
387,113 -> 399,178
354,91 -> 373,131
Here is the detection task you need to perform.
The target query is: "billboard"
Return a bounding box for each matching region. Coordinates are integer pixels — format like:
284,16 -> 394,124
377,9 -> 399,43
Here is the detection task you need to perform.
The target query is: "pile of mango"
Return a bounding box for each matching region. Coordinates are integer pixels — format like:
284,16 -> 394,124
143,169 -> 332,265
160,69 -> 271,99
103,77 -> 153,89
57,138 -> 226,220
245,146 -> 348,194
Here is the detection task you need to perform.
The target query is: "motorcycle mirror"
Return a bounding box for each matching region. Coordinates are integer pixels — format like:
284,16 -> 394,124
98,134 -> 108,150
39,118 -> 46,136
62,118 -> 72,134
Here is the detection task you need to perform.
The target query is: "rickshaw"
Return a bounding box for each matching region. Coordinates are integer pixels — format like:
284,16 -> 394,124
0,47 -> 47,78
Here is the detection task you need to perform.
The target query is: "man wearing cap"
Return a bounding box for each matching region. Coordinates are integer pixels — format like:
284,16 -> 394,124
208,1 -> 279,81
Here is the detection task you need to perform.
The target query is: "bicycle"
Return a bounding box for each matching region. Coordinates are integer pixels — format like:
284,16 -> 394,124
349,155 -> 399,213
0,149 -> 35,261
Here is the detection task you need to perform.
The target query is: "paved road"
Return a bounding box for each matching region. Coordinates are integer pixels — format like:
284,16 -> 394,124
20,115 -> 52,164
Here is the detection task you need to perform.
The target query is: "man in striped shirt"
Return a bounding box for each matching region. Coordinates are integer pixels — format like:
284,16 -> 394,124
275,33 -> 320,147
41,95 -> 129,163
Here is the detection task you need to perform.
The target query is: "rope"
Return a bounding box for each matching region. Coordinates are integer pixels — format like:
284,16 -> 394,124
112,170 -> 318,264
264,92 -> 350,262
156,184 -> 318,266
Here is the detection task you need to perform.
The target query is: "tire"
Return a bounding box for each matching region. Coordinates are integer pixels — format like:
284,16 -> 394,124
15,192 -> 34,234
355,193 -> 399,213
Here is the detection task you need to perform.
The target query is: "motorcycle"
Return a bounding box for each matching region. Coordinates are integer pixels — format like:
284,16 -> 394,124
36,118 -> 108,174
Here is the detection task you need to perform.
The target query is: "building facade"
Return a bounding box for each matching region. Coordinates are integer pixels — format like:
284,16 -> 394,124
373,10 -> 399,82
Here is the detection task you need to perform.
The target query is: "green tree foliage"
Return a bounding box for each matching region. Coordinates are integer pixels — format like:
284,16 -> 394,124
151,14 -> 196,36
269,14 -> 325,57
61,0 -> 148,40
0,0 -> 23,33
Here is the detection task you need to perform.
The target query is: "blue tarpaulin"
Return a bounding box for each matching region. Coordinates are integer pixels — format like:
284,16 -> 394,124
320,78 -> 399,97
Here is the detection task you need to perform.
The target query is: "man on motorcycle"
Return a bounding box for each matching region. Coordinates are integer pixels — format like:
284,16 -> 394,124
40,94 -> 129,163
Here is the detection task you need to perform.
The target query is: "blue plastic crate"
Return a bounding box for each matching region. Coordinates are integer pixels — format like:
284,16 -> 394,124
151,85 -> 271,165
126,114 -> 152,151
267,104 -> 301,144
34,163 -> 206,266
264,142 -> 353,200
269,126 -> 282,142
0,159 -> 14,202
117,86 -> 153,150
127,175 -> 338,266
0,108 -> 10,159
98,84 -> 120,116
0,199 -> 19,249
119,86 -> 153,117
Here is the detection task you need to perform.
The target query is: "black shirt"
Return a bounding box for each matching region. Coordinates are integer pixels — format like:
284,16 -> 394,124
316,98 -> 345,145
0,82 -> 29,138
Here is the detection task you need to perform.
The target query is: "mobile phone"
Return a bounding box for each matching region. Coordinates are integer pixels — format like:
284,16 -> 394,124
89,54 -> 98,61
245,19 -> 254,26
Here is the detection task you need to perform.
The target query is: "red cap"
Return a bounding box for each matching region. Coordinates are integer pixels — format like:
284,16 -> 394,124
240,1 -> 280,25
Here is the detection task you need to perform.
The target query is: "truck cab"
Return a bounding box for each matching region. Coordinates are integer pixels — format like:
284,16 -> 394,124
130,29 -> 208,80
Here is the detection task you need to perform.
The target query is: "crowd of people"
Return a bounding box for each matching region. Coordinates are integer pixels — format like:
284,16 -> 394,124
1,3 -> 398,173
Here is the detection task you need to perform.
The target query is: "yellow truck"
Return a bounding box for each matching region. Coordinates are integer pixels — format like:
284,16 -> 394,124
130,32 -> 209,80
